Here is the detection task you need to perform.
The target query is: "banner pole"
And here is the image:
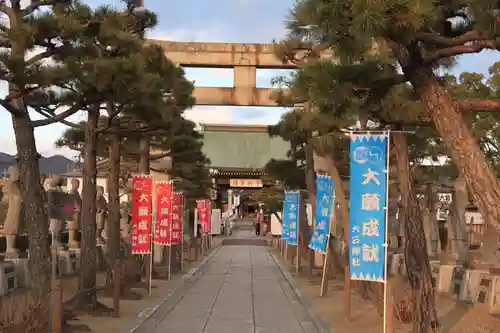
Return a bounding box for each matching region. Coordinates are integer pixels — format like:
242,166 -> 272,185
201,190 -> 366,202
181,193 -> 184,271
320,181 -> 336,296
168,195 -> 173,280
148,234 -> 153,295
295,191 -> 300,274
383,131 -> 391,333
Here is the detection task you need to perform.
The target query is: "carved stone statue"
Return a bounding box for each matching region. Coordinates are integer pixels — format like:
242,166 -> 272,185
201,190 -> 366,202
96,186 -> 107,245
47,175 -> 64,249
2,165 -> 22,254
67,179 -> 81,249
119,202 -> 130,241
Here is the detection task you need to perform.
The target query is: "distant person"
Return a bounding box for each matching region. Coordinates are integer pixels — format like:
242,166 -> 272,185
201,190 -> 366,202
254,212 -> 261,235
197,223 -> 202,238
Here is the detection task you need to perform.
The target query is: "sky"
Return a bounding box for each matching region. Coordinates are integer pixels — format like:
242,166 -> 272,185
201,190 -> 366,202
1,0 -> 499,158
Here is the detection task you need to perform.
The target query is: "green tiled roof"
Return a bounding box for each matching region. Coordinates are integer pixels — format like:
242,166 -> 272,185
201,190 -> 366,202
202,130 -> 290,169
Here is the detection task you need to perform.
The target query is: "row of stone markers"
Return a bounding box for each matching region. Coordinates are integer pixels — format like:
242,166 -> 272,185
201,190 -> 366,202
0,168 -> 215,297
270,132 -> 500,332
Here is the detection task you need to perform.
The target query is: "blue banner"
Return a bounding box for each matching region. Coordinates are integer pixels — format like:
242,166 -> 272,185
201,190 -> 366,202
282,190 -> 299,245
349,133 -> 388,282
309,175 -> 334,253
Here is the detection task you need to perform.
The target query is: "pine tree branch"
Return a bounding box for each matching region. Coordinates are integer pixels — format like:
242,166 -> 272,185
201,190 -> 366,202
26,44 -> 70,66
455,98 -> 500,112
415,30 -> 485,47
423,39 -> 500,64
31,105 -> 83,128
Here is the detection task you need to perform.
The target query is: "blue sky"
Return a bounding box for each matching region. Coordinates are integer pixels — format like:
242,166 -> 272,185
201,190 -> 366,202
1,0 -> 499,157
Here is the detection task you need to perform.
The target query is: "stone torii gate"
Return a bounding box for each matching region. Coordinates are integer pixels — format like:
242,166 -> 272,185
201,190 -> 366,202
147,39 -> 297,107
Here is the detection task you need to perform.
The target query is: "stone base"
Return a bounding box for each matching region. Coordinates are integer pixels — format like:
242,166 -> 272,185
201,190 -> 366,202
0,261 -> 17,296
458,268 -> 490,302
9,257 -> 30,288
388,252 -> 406,277
57,250 -> 80,276
3,250 -> 21,260
437,264 -> 464,295
154,244 -> 166,264
429,260 -> 440,287
68,242 -> 80,250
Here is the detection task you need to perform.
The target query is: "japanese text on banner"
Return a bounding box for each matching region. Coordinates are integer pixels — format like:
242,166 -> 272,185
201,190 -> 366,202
309,175 -> 334,254
154,181 -> 172,246
283,190 -> 299,245
197,199 -> 211,233
131,175 -> 152,254
171,192 -> 184,245
349,133 -> 388,282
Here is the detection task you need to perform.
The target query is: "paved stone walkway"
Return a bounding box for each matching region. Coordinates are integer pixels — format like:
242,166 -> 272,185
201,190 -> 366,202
133,243 -> 323,333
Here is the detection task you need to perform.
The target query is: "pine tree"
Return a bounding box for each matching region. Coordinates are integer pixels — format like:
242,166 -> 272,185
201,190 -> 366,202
0,0 -> 112,325
46,1 -> 160,308
55,36 -> 198,300
282,0 -> 500,239
271,57 -> 446,330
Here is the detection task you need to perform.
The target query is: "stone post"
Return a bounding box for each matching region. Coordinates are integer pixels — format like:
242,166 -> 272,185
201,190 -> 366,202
2,165 -> 22,257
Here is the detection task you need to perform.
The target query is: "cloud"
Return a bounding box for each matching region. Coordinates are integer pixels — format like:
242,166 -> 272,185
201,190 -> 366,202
183,106 -> 234,124
183,106 -> 287,127
149,27 -> 226,43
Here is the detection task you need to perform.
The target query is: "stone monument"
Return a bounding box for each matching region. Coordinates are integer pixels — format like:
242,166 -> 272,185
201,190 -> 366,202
96,185 -> 107,246
47,175 -> 65,250
424,183 -> 441,258
119,202 -> 130,242
2,165 -> 22,256
446,176 -> 469,266
67,179 -> 81,249
387,181 -> 401,250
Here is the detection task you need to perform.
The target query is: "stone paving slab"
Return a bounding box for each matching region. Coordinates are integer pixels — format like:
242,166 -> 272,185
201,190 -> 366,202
133,244 -> 324,333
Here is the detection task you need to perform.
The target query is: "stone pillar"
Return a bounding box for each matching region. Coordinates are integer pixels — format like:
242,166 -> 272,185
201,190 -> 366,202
68,179 -> 81,249
450,176 -> 469,266
233,65 -> 257,105
2,165 -> 22,257
425,183 -> 441,258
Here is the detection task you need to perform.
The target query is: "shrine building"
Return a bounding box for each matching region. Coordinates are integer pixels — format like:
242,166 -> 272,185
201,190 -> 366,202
200,124 -> 289,215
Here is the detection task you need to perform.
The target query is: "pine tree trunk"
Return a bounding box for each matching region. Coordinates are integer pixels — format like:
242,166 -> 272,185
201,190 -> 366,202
323,155 -> 351,315
138,137 -> 151,280
105,129 -> 121,290
304,141 -> 315,275
139,137 -> 150,174
393,132 -> 439,333
78,110 -> 99,307
323,156 -> 350,270
409,66 -> 500,231
10,105 -> 51,329
8,14 -> 50,326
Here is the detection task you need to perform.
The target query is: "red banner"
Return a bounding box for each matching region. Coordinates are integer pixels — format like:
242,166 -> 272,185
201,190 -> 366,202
171,192 -> 183,245
197,199 -> 211,233
131,175 -> 152,254
154,181 -> 173,245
